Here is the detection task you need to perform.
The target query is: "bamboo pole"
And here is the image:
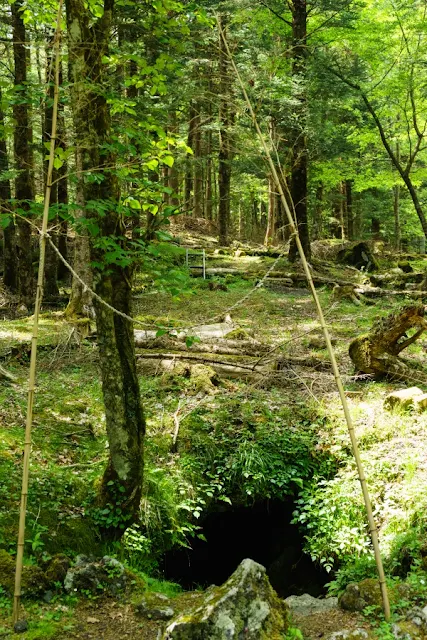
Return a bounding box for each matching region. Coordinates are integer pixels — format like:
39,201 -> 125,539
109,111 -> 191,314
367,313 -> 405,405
13,0 -> 63,625
215,15 -> 391,621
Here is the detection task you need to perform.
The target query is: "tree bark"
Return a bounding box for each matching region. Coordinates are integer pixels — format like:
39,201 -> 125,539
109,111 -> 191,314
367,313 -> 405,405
12,0 -> 35,307
184,102 -> 196,212
43,37 -> 59,298
218,16 -> 233,246
0,86 -> 17,290
57,62 -> 69,282
65,0 -> 145,537
346,179 -> 353,240
288,0 -> 310,262
192,107 -> 203,218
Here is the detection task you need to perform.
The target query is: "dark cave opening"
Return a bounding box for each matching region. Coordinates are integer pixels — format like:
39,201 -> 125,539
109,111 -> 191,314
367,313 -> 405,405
162,499 -> 331,597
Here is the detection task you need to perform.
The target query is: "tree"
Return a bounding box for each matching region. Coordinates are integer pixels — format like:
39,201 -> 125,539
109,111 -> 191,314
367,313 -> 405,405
65,0 -> 145,536
12,0 -> 35,308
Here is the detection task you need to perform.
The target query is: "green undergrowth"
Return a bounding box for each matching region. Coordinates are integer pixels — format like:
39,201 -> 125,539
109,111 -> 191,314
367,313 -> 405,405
2,269 -> 427,608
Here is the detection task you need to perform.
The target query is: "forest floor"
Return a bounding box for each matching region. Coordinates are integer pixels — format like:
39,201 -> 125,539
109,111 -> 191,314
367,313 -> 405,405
1,245 -> 427,638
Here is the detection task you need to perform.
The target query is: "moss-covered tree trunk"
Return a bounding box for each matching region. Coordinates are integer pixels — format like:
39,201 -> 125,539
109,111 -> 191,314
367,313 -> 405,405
66,0 -> 145,537
12,0 -> 35,308
0,87 -> 17,291
218,16 -> 233,246
43,38 -> 59,299
288,0 -> 311,262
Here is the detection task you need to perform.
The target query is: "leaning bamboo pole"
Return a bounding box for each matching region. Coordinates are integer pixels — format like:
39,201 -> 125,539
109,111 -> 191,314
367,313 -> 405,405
13,0 -> 63,625
215,15 -> 391,621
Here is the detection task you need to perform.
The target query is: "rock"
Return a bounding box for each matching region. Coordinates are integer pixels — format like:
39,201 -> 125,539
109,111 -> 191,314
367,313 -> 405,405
135,592 -> 175,620
14,619 -> 29,633
162,558 -> 288,639
398,261 -> 414,273
339,578 -> 382,612
45,554 -> 72,585
0,549 -> 48,597
390,267 -> 404,275
337,242 -> 378,272
392,608 -> 427,639
328,630 -> 370,640
285,593 -> 338,617
384,387 -> 427,412
43,590 -> 54,603
64,555 -> 127,596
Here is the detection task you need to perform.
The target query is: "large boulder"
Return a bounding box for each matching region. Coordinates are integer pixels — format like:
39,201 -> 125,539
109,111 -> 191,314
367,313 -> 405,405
162,558 -> 289,640
339,578 -> 382,612
64,555 -> 127,596
285,593 -> 338,617
337,242 -> 378,272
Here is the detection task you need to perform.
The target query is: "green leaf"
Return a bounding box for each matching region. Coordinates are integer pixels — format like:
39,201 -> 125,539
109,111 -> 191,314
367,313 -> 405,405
162,155 -> 174,168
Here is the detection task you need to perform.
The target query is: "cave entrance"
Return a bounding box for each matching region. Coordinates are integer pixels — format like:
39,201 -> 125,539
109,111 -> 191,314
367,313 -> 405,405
162,499 -> 330,597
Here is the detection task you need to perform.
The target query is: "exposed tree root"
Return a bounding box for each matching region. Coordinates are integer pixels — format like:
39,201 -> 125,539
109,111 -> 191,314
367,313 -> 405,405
349,303 -> 427,381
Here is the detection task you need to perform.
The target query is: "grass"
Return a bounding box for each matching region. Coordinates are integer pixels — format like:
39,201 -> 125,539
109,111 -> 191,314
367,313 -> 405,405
2,256 -> 427,623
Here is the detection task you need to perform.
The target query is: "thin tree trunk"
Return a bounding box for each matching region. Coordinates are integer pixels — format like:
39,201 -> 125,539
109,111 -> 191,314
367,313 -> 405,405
185,102 -> 196,212
66,0 -> 144,537
264,174 -> 276,245
43,38 -> 59,298
12,0 -> 35,307
57,60 -> 69,281
0,87 -> 17,290
288,0 -> 310,262
168,112 -> 179,209
346,179 -> 353,240
393,141 -> 401,250
340,182 -> 346,240
193,107 -> 203,218
218,16 -> 233,246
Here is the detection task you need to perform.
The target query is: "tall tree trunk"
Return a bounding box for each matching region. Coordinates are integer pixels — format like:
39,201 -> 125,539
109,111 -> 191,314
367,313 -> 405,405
184,102 -> 196,212
57,60 -> 69,282
43,38 -> 59,298
66,0 -> 144,536
339,181 -> 348,240
168,112 -> 179,209
346,179 -> 353,240
12,0 -> 35,307
193,107 -> 203,218
0,87 -> 17,290
218,16 -> 233,246
264,174 -> 276,245
288,0 -> 310,262
394,141 -> 400,251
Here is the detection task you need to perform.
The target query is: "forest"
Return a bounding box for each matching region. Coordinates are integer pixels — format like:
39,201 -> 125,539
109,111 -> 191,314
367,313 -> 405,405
3,0 -> 427,638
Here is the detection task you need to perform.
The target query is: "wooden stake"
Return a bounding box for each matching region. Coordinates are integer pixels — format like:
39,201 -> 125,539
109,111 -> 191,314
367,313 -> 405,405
13,0 -> 63,625
216,14 -> 391,621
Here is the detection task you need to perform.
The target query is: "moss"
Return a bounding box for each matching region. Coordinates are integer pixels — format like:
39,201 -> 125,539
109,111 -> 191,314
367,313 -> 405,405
51,517 -> 102,556
225,327 -> 251,340
189,365 -> 219,394
0,549 -> 47,597
44,554 -> 72,585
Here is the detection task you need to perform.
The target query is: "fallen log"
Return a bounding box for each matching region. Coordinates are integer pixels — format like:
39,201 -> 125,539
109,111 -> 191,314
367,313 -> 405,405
135,336 -> 269,357
355,287 -> 427,298
137,350 -> 330,374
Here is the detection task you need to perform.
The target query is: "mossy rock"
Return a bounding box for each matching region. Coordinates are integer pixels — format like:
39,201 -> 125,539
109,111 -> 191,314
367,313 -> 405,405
339,578 -> 382,612
225,327 -> 251,340
44,554 -> 72,585
398,261 -> 414,273
0,549 -> 48,597
189,364 -> 220,394
163,558 -> 288,639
